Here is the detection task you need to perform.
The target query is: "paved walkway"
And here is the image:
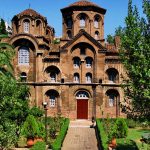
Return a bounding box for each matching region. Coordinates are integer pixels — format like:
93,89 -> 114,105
62,120 -> 99,150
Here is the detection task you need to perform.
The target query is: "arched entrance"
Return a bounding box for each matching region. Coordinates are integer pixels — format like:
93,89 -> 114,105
76,91 -> 89,119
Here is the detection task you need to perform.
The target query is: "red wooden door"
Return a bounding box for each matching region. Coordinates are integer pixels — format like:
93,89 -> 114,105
77,99 -> 88,119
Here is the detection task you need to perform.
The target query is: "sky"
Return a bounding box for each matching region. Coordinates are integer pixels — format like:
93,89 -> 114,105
0,0 -> 143,38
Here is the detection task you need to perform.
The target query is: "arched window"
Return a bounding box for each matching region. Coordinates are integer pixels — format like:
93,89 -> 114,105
20,72 -> 27,82
95,31 -> 100,40
67,30 -> 72,39
80,15 -> 86,27
76,91 -> 89,99
50,95 -> 56,107
94,16 -> 100,28
86,73 -> 92,83
66,19 -> 72,28
106,68 -> 119,83
106,89 -> 119,107
74,73 -> 80,83
109,94 -> 115,107
18,46 -> 29,65
73,57 -> 80,68
50,72 -> 56,83
23,20 -> 30,33
85,57 -> 93,68
36,20 -> 42,35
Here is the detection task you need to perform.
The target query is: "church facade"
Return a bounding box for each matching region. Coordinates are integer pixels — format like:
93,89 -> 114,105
3,1 -> 125,119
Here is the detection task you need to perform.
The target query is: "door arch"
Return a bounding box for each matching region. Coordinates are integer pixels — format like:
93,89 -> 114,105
76,91 -> 89,119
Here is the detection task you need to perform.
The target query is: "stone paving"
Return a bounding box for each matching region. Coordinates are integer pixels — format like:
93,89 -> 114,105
61,120 -> 99,150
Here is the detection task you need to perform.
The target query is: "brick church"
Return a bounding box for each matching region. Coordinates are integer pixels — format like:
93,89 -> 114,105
4,0 -> 125,119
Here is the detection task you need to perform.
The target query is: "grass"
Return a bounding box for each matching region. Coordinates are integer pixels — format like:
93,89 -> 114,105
127,128 -> 150,150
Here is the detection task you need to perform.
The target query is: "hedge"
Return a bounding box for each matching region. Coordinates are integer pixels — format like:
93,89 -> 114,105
51,118 -> 69,150
30,141 -> 46,150
96,119 -> 108,150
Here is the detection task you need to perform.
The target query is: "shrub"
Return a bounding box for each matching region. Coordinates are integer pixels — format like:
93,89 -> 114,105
126,119 -> 136,128
112,118 -> 128,138
29,106 -> 44,118
30,141 -> 46,150
117,139 -> 138,150
21,115 -> 39,139
51,118 -> 69,150
96,119 -> 108,150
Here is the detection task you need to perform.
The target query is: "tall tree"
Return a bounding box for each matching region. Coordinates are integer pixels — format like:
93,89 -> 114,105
120,0 -> 150,119
0,18 -> 7,35
0,43 -> 30,148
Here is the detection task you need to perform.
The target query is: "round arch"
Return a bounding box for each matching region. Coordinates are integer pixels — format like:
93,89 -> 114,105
106,68 -> 119,83
44,65 -> 61,83
45,89 -> 60,108
10,34 -> 39,50
71,42 -> 96,54
74,89 -> 92,98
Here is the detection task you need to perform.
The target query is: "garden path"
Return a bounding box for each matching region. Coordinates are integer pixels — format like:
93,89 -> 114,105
61,120 -> 100,150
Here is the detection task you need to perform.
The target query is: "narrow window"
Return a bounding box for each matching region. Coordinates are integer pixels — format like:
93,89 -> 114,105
73,57 -> 80,68
94,17 -> 99,28
23,20 -> 30,33
80,48 -> 86,55
50,95 -> 56,107
74,73 -> 80,83
50,72 -> 56,82
80,16 -> 86,27
86,57 -> 92,68
95,31 -> 99,40
86,73 -> 92,83
67,19 -> 72,28
20,72 -> 27,82
18,46 -> 29,65
109,94 -> 115,107
67,30 -> 72,39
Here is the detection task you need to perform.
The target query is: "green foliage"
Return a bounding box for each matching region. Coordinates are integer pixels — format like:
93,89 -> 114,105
119,0 -> 150,119
21,115 -> 39,139
106,34 -> 114,44
112,118 -> 128,139
96,119 -> 108,150
0,42 -> 30,148
51,118 -> 69,150
30,141 -> 46,150
126,119 -> 137,128
29,106 -> 44,118
37,121 -> 45,139
0,18 -> 7,35
0,121 -> 17,149
116,139 -> 138,150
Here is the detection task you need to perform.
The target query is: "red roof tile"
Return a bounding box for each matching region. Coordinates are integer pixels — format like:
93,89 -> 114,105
17,9 -> 46,20
69,0 -> 99,7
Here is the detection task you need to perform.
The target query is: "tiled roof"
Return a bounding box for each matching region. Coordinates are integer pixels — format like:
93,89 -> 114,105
69,0 -> 99,7
61,0 -> 106,11
17,9 -> 46,20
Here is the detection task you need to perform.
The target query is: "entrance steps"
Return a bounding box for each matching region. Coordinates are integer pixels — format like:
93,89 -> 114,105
61,120 -> 99,150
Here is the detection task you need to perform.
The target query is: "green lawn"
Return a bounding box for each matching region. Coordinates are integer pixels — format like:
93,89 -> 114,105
127,128 -> 150,150
117,128 -> 150,150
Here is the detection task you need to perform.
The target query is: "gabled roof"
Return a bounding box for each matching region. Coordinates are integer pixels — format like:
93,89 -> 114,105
15,9 -> 46,20
61,0 -> 106,14
61,29 -> 107,52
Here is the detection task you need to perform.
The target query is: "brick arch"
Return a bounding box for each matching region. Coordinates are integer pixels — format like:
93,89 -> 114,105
105,68 -> 119,83
10,34 -> 39,50
76,12 -> 90,20
71,42 -> 96,54
74,88 -> 92,98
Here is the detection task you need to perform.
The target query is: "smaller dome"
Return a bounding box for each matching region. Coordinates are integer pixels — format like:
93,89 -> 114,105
16,9 -> 46,20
